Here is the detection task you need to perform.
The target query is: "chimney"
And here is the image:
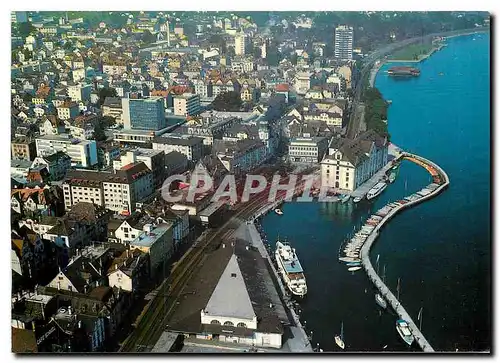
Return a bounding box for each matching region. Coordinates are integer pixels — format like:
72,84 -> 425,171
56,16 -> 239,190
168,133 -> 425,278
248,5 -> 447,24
222,243 -> 225,248
126,250 -> 129,258
115,263 -> 118,271
68,306 -> 72,315
78,320 -> 82,329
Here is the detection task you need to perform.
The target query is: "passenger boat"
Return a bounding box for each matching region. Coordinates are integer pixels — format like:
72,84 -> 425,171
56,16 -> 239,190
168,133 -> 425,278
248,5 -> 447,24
335,322 -> 345,350
375,293 -> 387,309
274,208 -> 284,215
348,266 -> 362,272
275,240 -> 307,297
366,182 -> 388,200
396,319 -> 415,346
353,196 -> 363,203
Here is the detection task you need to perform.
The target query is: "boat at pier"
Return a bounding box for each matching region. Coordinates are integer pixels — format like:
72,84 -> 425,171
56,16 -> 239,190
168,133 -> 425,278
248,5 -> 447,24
274,208 -> 283,215
348,266 -> 362,272
341,195 -> 350,204
366,182 -> 388,200
275,240 -> 307,297
353,196 -> 363,203
388,171 -> 397,183
375,293 -> 388,309
396,319 -> 415,346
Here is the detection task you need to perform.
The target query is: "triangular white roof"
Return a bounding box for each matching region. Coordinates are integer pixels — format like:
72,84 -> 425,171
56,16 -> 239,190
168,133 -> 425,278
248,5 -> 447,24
204,254 -> 255,320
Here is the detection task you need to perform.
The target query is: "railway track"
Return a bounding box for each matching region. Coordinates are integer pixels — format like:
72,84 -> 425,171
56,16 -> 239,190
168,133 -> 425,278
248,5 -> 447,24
119,176 -> 295,352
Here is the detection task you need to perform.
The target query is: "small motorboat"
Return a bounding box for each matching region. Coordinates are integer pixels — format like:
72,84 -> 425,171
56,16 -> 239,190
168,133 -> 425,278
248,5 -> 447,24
274,208 -> 283,215
353,196 -> 363,203
341,194 -> 350,204
348,266 -> 362,272
388,172 -> 396,184
375,293 -> 388,309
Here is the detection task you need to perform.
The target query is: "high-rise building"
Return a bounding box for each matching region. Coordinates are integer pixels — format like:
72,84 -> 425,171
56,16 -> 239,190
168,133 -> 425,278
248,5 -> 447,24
235,32 -> 246,56
11,11 -> 28,23
334,25 -> 354,61
122,96 -> 166,131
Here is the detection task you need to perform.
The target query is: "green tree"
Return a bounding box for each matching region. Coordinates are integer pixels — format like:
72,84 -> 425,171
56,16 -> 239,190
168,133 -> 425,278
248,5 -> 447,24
212,91 -> 242,112
22,93 -> 32,103
97,87 -> 118,107
92,123 -> 107,142
18,22 -> 36,37
101,116 -> 116,128
141,30 -> 156,44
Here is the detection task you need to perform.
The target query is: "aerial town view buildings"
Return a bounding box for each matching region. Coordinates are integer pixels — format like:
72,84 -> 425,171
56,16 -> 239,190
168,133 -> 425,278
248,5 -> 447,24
10,10 -> 490,353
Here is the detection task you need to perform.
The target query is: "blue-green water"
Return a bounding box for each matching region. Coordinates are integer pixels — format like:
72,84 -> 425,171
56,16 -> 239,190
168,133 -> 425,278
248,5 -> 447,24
260,33 -> 490,352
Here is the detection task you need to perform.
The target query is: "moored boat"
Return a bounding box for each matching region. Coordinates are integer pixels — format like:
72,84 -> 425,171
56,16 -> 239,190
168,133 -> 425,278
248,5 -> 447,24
375,293 -> 387,309
341,194 -> 350,204
348,266 -> 362,272
388,172 -> 396,183
274,208 -> 283,215
353,196 -> 363,203
396,319 -> 415,346
366,182 -> 388,200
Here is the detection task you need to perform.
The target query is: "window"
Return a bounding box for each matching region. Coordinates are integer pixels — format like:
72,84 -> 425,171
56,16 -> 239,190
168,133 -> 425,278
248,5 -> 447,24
210,320 -> 221,325
223,321 -> 234,326
237,322 -> 247,328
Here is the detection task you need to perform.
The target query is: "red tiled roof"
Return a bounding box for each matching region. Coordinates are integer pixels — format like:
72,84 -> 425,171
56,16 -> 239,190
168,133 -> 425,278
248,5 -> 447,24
276,83 -> 289,92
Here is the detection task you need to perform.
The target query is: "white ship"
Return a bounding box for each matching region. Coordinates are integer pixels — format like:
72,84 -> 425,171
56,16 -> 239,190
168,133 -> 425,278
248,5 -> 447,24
275,240 -> 307,297
396,319 -> 415,346
366,182 -> 388,200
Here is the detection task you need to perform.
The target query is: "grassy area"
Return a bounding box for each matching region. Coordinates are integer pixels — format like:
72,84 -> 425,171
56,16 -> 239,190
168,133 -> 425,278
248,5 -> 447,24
388,42 -> 436,61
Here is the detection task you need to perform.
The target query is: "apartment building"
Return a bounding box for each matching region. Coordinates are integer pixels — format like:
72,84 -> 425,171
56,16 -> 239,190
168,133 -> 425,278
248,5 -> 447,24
173,93 -> 201,116
152,135 -> 204,162
288,137 -> 329,163
67,84 -> 92,103
334,25 -> 354,61
11,137 -> 37,161
57,101 -> 80,120
62,162 -> 153,214
113,149 -> 165,189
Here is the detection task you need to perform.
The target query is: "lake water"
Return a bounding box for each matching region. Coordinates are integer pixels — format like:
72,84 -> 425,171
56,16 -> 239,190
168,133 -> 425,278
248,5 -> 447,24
260,32 -> 490,352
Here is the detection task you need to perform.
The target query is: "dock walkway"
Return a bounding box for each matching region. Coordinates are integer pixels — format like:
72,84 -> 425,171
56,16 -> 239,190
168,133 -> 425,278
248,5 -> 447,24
359,152 -> 450,352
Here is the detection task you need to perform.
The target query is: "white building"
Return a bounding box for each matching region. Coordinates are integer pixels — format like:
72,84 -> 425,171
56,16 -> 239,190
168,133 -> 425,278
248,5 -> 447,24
293,72 -> 312,95
62,162 -> 153,214
234,32 -> 246,56
334,25 -> 354,61
320,130 -> 388,191
288,137 -> 329,163
152,135 -> 204,162
173,93 -> 201,116
68,84 -> 92,103
35,134 -> 98,167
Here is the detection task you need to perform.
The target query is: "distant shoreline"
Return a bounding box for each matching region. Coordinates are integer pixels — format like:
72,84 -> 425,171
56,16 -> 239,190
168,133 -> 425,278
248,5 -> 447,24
369,28 -> 489,87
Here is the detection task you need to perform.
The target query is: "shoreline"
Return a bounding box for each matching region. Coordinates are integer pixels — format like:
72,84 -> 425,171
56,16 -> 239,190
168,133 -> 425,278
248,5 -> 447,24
368,28 -> 488,88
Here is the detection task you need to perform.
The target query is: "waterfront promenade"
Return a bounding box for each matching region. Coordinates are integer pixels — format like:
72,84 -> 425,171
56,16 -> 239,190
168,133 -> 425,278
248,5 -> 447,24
359,152 -> 450,352
247,221 -> 313,353
351,143 -> 404,199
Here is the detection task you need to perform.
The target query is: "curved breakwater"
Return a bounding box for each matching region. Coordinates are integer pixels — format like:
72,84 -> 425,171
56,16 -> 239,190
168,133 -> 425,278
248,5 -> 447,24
358,152 -> 450,352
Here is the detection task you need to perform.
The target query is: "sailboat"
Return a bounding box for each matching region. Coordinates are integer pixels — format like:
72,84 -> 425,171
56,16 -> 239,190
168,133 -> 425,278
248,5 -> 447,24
418,307 -> 423,331
334,321 -> 345,349
375,256 -> 388,308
